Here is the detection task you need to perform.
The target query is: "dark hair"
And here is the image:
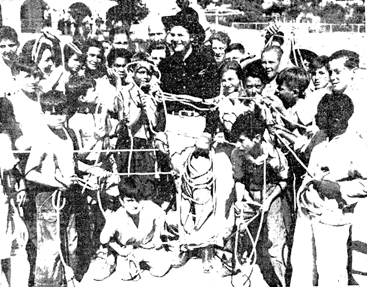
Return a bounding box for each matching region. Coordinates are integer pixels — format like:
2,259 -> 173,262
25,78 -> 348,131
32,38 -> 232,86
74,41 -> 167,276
276,67 -> 310,97
131,51 -> 154,65
0,26 -> 19,44
65,75 -> 96,101
40,90 -> 67,107
309,55 -> 329,73
243,60 -> 267,84
13,56 -> 42,78
83,39 -> 105,58
21,38 -> 62,68
315,93 -> 354,130
64,41 -> 85,70
147,41 -> 170,58
109,26 -> 130,43
0,97 -> 21,144
328,49 -> 359,69
118,176 -> 148,201
107,48 -> 132,67
231,106 -> 266,141
83,39 -> 106,76
218,59 -> 243,81
290,49 -> 318,69
225,43 -> 245,54
261,45 -> 283,62
209,31 -> 231,47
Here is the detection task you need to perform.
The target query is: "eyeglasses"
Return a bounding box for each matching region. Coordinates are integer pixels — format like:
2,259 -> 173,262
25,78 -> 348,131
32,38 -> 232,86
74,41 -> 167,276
42,104 -> 68,115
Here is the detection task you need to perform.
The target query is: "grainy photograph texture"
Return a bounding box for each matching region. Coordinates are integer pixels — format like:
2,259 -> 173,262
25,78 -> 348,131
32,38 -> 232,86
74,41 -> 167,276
0,0 -> 366,286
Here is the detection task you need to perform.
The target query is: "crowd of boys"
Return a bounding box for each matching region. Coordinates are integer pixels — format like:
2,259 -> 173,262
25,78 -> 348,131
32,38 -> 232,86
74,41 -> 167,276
1,0 -> 367,286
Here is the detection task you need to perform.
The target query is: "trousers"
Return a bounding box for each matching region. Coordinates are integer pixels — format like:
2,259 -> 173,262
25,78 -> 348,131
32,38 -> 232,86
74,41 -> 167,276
290,212 -> 350,286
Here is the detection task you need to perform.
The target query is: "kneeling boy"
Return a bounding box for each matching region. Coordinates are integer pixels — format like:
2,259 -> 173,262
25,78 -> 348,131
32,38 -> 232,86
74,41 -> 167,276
99,176 -> 172,280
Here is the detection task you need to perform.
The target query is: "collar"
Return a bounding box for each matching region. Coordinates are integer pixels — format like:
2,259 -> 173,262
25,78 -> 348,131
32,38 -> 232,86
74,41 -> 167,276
76,103 -> 102,114
183,45 -> 193,61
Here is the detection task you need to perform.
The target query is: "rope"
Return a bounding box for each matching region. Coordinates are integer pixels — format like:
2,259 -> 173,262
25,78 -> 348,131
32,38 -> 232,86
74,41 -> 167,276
231,158 -> 268,286
127,129 -> 134,177
273,130 -> 313,177
10,148 -> 161,154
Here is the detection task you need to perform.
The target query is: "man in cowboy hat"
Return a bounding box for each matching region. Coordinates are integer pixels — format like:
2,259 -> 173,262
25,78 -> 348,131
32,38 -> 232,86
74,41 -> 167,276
158,12 -> 220,136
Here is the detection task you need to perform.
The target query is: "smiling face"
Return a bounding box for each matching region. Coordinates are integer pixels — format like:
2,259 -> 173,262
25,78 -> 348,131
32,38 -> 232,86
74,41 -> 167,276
311,66 -> 329,90
221,69 -> 240,96
328,57 -> 355,93
86,46 -> 103,71
0,39 -> 19,64
134,67 -> 152,87
169,26 -> 191,55
211,39 -> 226,64
261,50 -> 281,81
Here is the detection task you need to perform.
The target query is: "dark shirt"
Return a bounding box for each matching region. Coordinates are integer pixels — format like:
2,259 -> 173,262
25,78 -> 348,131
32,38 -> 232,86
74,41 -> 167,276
158,47 -> 220,113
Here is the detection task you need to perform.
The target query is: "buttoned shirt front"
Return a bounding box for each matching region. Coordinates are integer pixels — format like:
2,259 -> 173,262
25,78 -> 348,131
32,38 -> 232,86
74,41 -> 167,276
159,47 -> 220,112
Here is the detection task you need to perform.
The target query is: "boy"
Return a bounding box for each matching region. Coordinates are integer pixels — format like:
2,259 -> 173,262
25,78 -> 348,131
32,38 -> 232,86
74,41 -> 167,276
7,57 -> 45,151
106,48 -> 132,87
261,45 -> 283,99
225,43 -> 246,65
290,94 -> 367,286
271,67 -> 311,150
0,26 -> 19,96
25,91 -> 109,285
322,50 -> 364,137
66,75 -> 115,162
109,26 -> 134,53
25,91 -> 79,287
99,176 -> 172,280
208,31 -> 231,65
231,107 -> 289,287
147,41 -> 170,66
0,97 -> 28,287
66,75 -> 119,265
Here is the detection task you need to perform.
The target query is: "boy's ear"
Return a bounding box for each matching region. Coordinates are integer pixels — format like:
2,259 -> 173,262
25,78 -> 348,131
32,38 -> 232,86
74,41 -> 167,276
292,88 -> 300,97
254,134 -> 262,143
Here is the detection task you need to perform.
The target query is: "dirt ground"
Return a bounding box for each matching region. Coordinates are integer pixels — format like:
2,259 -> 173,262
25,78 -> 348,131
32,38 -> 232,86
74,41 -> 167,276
79,255 -> 270,287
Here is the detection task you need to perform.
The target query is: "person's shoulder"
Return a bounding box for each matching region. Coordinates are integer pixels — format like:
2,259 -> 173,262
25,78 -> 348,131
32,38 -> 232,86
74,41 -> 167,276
142,200 -> 165,214
191,47 -> 216,64
158,55 -> 175,70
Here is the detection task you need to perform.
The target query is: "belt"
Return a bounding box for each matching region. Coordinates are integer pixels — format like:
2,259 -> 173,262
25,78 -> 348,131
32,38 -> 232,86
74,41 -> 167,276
169,110 -> 200,117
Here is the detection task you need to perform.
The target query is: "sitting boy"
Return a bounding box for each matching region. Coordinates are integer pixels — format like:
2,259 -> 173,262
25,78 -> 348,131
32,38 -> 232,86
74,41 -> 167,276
99,176 -> 172,280
231,107 -> 289,287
